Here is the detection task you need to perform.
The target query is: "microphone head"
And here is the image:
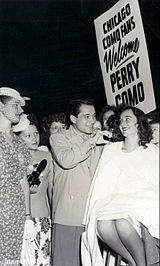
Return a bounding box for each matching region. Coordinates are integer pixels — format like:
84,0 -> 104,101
103,135 -> 110,141
37,159 -> 47,175
27,159 -> 47,187
103,135 -> 115,142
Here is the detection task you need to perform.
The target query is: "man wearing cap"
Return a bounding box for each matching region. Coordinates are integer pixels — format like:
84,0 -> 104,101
0,86 -> 26,105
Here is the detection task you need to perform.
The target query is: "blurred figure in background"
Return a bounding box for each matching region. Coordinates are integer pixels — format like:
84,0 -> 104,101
150,118 -> 160,147
106,114 -> 124,142
147,111 -> 160,148
99,105 -> 117,130
41,113 -> 67,150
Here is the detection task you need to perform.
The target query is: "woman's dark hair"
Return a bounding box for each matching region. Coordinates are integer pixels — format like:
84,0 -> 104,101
107,114 -> 124,142
101,105 -> 117,115
27,113 -> 39,128
69,98 -> 95,117
119,105 -> 153,147
148,111 -> 160,125
99,104 -> 117,130
42,113 -> 67,137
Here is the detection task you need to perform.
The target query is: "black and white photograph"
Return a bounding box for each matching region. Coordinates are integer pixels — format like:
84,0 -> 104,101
0,0 -> 159,265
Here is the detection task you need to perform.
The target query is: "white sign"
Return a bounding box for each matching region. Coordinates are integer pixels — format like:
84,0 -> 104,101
94,0 -> 156,113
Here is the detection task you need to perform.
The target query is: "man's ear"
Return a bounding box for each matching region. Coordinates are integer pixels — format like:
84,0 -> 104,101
70,115 -> 77,124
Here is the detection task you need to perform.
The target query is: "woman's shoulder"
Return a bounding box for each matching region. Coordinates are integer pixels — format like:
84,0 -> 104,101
144,143 -> 159,155
50,128 -> 70,144
38,145 -> 49,152
14,133 -> 31,153
103,141 -> 123,153
100,142 -> 123,163
13,133 -> 26,146
33,149 -> 52,160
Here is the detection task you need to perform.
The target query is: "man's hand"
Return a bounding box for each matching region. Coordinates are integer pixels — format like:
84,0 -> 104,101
96,130 -> 112,144
89,129 -> 112,146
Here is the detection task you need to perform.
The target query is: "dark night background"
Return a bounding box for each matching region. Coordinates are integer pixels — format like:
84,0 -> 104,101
0,0 -> 159,119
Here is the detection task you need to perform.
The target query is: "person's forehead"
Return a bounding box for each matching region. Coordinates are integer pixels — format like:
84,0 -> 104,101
23,124 -> 37,134
51,121 -> 64,127
103,110 -> 114,117
79,104 -> 95,114
120,109 -> 135,118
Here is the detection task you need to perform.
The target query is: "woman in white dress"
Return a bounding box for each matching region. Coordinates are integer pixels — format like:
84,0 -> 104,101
82,105 -> 159,266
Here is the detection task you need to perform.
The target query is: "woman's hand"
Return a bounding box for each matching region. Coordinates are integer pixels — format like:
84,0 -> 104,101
20,175 -> 31,219
25,214 -> 33,220
30,184 -> 39,194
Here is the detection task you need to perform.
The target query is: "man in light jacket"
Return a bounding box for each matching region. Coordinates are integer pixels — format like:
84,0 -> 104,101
50,98 -> 110,266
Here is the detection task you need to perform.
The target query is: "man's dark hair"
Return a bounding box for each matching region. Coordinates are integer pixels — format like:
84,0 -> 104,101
69,98 -> 95,117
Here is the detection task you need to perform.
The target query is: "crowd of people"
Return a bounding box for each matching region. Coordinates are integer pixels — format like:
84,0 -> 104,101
0,87 -> 159,266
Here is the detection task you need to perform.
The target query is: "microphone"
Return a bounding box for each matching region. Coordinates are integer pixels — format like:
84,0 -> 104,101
27,159 -> 47,187
103,135 -> 115,142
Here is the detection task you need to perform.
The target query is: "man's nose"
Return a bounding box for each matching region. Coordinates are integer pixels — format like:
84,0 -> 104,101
89,118 -> 95,125
33,135 -> 37,140
18,105 -> 24,114
32,134 -> 37,141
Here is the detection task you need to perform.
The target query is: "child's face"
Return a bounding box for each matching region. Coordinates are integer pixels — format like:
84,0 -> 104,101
49,121 -> 66,134
20,124 -> 40,150
103,110 -> 115,129
151,122 -> 159,146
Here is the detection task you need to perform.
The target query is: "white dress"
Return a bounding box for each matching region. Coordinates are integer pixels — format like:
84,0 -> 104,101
81,142 -> 159,266
21,150 -> 54,266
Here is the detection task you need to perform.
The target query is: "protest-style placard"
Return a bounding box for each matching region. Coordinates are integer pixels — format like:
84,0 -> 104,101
94,0 -> 156,113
